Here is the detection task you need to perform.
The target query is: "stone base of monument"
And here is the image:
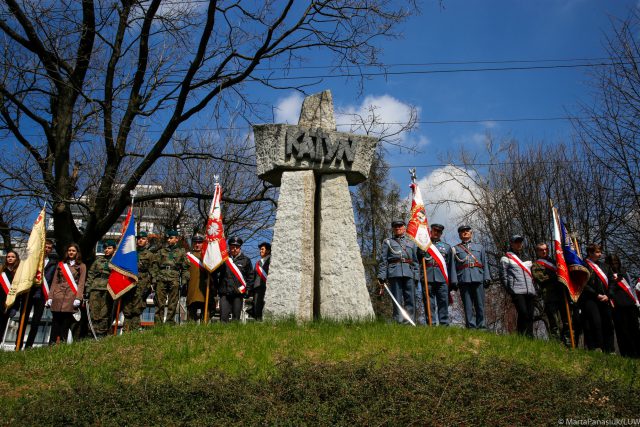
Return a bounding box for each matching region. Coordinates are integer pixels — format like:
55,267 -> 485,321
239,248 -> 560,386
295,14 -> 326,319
256,90 -> 376,322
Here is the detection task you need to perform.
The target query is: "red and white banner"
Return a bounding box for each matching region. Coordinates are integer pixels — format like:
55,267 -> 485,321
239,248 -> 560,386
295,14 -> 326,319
186,252 -> 204,270
552,207 -> 574,300
586,259 -> 608,290
202,183 -> 229,272
536,258 -> 557,272
506,252 -> 532,278
226,258 -> 246,293
59,262 -> 79,295
427,246 -> 449,285
256,261 -> 267,283
0,272 -> 10,295
406,182 -> 431,252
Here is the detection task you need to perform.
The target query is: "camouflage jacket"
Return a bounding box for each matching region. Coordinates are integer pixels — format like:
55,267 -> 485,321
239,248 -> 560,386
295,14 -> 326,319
85,255 -> 112,293
155,245 -> 190,283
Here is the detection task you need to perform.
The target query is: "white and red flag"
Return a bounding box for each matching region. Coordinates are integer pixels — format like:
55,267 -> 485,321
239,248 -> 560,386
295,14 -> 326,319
202,183 -> 229,272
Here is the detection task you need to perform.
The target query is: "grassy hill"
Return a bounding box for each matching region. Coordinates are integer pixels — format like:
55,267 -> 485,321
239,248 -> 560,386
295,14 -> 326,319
0,322 -> 638,426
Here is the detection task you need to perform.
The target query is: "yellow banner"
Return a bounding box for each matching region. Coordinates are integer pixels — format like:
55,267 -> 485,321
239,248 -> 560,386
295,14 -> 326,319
5,208 -> 46,310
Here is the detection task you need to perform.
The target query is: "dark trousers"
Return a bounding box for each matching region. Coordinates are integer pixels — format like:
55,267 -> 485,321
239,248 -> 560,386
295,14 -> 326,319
512,294 -> 535,337
459,282 -> 486,329
544,298 -> 569,345
251,286 -> 266,320
24,296 -> 46,348
428,281 -> 450,326
581,299 -> 615,352
613,306 -> 640,358
49,312 -> 75,345
219,294 -> 243,323
388,277 -> 416,324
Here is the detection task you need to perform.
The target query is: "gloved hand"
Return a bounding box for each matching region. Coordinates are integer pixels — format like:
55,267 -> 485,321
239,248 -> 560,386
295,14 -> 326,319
73,299 -> 81,308
377,278 -> 386,295
45,299 -> 53,307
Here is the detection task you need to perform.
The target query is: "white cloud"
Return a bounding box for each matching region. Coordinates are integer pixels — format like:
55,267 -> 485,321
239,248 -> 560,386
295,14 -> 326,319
416,165 -> 482,244
274,92 -> 304,124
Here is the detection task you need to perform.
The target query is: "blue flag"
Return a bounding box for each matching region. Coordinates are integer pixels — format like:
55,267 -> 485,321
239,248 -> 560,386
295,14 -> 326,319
559,219 -> 590,299
108,207 -> 139,299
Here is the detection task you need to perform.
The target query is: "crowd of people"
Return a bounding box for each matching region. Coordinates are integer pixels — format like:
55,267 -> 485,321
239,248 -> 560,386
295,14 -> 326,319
0,231 -> 272,347
377,220 -> 640,358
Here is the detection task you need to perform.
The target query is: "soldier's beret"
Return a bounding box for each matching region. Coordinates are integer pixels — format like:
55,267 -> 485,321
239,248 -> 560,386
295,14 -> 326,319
136,231 -> 148,238
192,235 -> 204,243
103,239 -> 117,248
431,223 -> 445,231
258,242 -> 271,250
457,225 -> 472,233
166,230 -> 179,237
228,236 -> 243,246
510,234 -> 524,243
391,220 -> 405,227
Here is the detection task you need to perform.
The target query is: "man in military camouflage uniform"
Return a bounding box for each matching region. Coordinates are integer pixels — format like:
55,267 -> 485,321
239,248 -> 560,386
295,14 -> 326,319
418,223 -> 457,326
154,230 -> 190,325
378,220 -> 420,324
453,225 -> 491,329
85,240 -> 116,337
121,231 -> 157,331
531,242 -> 569,344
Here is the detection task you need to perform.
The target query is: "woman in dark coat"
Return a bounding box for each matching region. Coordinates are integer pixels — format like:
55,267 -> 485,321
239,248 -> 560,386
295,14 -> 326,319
605,254 -> 640,358
0,250 -> 20,339
47,243 -> 86,344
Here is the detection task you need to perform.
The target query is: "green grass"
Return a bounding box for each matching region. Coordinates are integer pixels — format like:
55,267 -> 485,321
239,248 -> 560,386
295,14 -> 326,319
1,322 -> 638,425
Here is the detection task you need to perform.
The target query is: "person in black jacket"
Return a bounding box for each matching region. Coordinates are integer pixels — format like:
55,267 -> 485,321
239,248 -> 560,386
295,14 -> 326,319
215,237 -> 254,322
0,250 -> 20,340
605,253 -> 640,358
250,242 -> 270,321
23,239 -> 58,348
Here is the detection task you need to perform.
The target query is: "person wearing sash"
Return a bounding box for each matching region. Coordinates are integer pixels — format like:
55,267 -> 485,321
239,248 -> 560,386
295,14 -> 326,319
214,236 -> 254,323
85,240 -> 116,337
378,220 -> 420,324
531,242 -> 569,344
0,250 -> 20,340
417,224 -> 456,326
154,230 -> 190,325
580,243 -> 615,352
46,243 -> 87,345
250,242 -> 271,321
452,225 -> 491,329
24,239 -> 57,348
604,253 -> 640,358
499,235 -> 536,337
186,235 -> 212,322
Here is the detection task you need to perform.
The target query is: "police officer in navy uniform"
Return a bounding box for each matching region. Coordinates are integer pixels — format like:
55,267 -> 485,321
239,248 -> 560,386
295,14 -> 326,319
418,223 -> 457,326
378,220 -> 420,324
453,225 -> 491,329
214,236 -> 254,322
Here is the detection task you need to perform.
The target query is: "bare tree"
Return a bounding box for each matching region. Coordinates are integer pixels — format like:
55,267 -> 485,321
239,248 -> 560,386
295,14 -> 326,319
0,0 -> 416,259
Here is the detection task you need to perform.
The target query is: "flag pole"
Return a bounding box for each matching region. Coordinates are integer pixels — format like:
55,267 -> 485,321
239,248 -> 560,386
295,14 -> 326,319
422,258 -> 433,326
204,274 -> 211,324
113,300 -> 121,336
14,292 -> 30,351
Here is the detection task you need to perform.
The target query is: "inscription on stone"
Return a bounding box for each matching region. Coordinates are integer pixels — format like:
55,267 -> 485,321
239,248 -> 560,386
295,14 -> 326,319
285,128 -> 356,163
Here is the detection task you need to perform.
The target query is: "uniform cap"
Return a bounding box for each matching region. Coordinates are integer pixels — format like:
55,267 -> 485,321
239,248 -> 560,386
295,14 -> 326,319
166,230 -> 179,237
228,236 -> 243,246
103,239 -> 117,248
510,234 -> 524,243
431,223 -> 445,231
457,225 -> 472,233
258,242 -> 271,250
136,231 -> 148,238
192,235 -> 204,243
391,220 -> 405,227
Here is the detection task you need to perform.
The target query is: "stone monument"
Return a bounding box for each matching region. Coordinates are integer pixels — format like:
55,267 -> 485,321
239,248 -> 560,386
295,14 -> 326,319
253,90 -> 377,321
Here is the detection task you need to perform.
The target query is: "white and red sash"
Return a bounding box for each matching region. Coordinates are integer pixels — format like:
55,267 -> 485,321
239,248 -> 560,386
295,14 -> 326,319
226,258 -> 246,293
506,252 -> 532,278
427,245 -> 449,285
0,272 -> 10,294
586,259 -> 608,289
617,277 -> 639,305
186,252 -> 205,270
59,262 -> 79,295
41,258 -> 50,299
255,260 -> 267,283
535,258 -> 557,272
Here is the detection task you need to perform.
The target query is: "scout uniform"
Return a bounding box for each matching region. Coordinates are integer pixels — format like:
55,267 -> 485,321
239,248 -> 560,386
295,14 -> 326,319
85,241 -> 115,336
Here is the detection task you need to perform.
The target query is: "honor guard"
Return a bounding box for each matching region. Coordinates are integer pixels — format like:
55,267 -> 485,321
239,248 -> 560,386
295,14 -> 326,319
121,231 -> 157,330
214,236 -> 254,322
186,235 -> 213,322
452,225 -> 491,329
418,224 -> 457,326
154,230 -> 190,325
85,240 -> 116,337
378,220 -> 420,324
